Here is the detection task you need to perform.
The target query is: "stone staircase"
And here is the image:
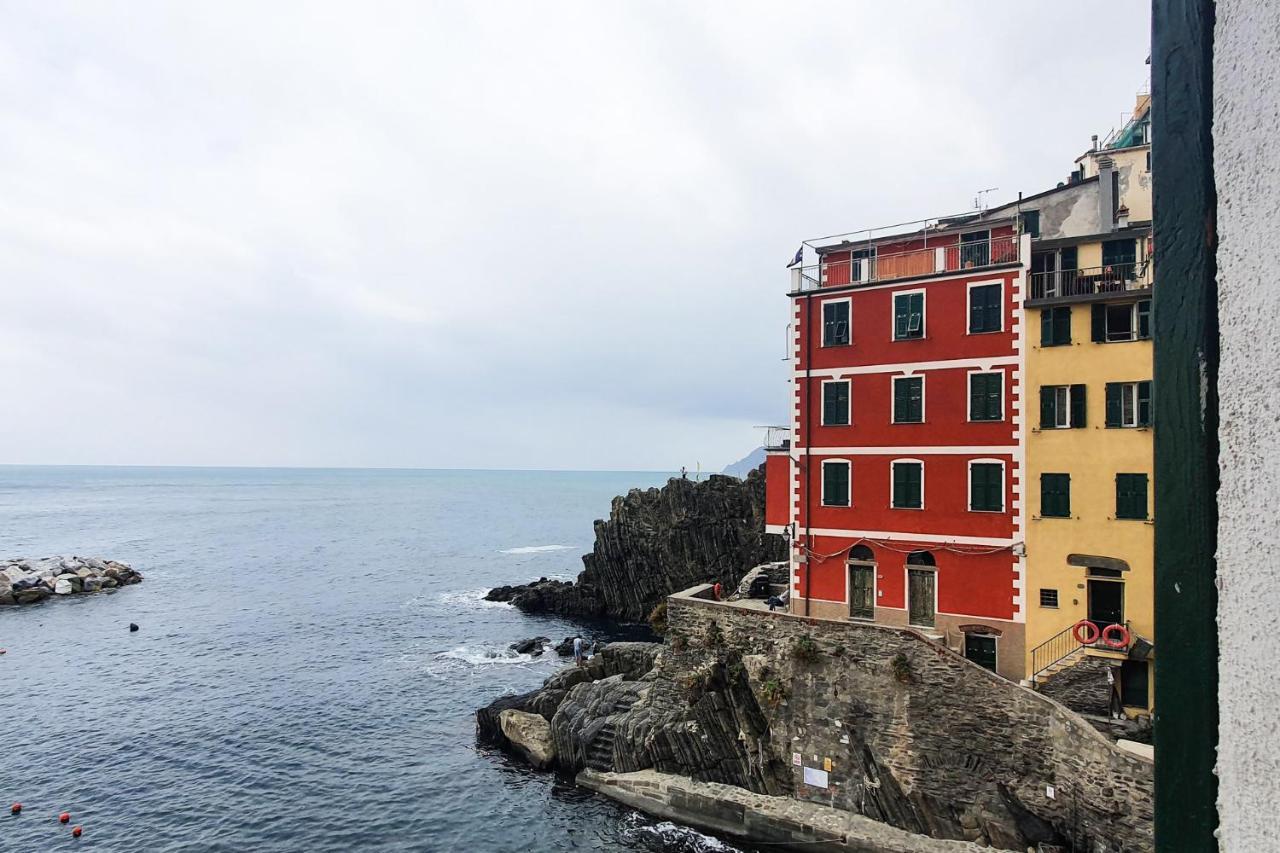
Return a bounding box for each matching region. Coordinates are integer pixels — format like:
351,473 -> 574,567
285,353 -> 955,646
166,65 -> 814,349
586,721 -> 618,771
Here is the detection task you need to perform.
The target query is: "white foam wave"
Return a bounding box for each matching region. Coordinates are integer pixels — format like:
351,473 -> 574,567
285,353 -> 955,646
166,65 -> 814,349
498,544 -> 574,554
620,814 -> 743,852
438,645 -> 547,666
420,588 -> 512,609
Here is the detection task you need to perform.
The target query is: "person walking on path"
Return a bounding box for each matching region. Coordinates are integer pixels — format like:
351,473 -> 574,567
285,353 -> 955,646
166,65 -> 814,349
572,635 -> 585,667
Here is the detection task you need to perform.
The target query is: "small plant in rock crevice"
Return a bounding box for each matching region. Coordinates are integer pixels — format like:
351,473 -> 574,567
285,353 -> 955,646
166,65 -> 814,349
832,644 -> 846,658
890,652 -> 915,684
790,633 -> 821,664
760,677 -> 789,708
705,619 -> 725,648
648,601 -> 668,635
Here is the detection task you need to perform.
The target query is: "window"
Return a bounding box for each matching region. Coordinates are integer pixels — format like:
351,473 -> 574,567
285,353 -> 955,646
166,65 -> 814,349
1105,381 -> 1153,428
821,380 -> 850,426
1039,384 -> 1086,429
891,461 -> 923,509
893,292 -> 925,340
1093,301 -> 1153,343
1022,210 -> 1041,238
969,372 -> 1003,421
822,300 -> 850,347
821,460 -> 850,507
1040,473 -> 1071,518
969,462 -> 1004,512
1102,238 -> 1136,269
968,283 -> 1002,334
1039,588 -> 1060,608
892,376 -> 924,423
1041,307 -> 1071,346
1115,473 -> 1149,520
960,230 -> 990,268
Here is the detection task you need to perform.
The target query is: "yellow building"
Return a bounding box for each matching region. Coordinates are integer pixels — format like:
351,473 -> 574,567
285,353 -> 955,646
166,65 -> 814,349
987,92 -> 1155,715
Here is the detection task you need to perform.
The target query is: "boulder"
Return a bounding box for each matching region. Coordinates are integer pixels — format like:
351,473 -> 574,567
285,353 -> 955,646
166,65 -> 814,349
53,578 -> 74,595
82,577 -> 104,593
15,587 -> 49,604
510,637 -> 550,656
2,566 -> 27,584
75,568 -> 96,579
0,591 -> 14,606
554,637 -> 576,657
499,710 -> 557,769
55,573 -> 82,593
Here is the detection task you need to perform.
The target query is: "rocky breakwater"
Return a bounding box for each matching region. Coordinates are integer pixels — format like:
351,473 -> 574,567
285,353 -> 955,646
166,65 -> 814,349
0,556 -> 142,606
485,466 -> 785,622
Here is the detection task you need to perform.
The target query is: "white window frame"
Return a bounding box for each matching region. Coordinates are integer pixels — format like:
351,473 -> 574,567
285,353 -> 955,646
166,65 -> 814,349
891,374 -> 926,424
965,279 -> 1004,335
820,297 -> 852,348
967,458 -> 1006,513
1118,382 -> 1140,427
820,379 -> 851,427
820,459 -> 852,507
1046,385 -> 1071,429
1104,302 -> 1140,343
891,289 -> 927,341
966,369 -> 1004,422
889,458 -> 925,510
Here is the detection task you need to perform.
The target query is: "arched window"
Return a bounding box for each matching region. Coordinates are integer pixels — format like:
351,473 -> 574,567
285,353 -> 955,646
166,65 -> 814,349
907,551 -> 936,567
849,544 -> 875,562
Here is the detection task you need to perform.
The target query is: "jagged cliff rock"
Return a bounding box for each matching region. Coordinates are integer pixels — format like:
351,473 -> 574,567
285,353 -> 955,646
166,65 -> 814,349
486,467 -> 785,622
476,597 -> 1154,852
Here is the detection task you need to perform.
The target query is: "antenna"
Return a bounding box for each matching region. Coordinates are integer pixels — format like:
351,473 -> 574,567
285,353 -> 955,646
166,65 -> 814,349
973,187 -> 999,212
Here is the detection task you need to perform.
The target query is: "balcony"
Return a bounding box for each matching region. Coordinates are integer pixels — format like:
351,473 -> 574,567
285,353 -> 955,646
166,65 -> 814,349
759,425 -> 791,452
792,233 -> 1021,293
1028,261 -> 1153,303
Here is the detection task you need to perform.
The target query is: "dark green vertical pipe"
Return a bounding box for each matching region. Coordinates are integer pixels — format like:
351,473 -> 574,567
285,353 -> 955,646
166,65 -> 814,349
1151,0 -> 1219,849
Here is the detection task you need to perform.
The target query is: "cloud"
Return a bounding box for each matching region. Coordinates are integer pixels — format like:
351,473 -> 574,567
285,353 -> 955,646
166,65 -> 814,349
0,1 -> 1151,470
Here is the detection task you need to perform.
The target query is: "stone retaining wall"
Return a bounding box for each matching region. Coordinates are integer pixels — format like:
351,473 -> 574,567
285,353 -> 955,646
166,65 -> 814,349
667,587 -> 1153,852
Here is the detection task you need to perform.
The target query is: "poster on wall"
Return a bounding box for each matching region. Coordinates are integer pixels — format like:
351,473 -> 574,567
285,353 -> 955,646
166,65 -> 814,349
802,766 -> 829,789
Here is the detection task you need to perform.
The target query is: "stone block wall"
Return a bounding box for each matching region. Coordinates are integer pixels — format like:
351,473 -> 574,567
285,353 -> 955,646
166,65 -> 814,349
667,590 -> 1153,852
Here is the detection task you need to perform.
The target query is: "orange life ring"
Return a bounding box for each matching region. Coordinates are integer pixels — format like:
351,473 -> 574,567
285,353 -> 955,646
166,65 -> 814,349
1101,623 -> 1130,650
1072,620 -> 1100,645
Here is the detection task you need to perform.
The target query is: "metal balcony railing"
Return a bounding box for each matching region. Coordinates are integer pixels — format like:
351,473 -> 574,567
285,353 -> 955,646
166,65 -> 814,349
1029,261 -> 1153,301
792,233 -> 1020,292
758,425 -> 791,452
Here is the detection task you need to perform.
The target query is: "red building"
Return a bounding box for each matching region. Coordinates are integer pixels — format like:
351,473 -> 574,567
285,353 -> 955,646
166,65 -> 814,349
764,216 -> 1031,680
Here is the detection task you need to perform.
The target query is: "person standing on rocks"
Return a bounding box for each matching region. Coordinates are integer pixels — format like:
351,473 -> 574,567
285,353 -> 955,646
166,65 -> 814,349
572,636 -> 584,667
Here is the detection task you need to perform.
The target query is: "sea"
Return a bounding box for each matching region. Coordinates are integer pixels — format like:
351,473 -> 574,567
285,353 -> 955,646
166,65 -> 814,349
0,466 -> 758,853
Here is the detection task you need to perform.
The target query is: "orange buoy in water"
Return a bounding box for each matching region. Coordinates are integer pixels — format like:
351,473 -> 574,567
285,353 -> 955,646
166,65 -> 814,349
10,803 -> 20,815
71,825 -> 82,838
59,812 -> 70,823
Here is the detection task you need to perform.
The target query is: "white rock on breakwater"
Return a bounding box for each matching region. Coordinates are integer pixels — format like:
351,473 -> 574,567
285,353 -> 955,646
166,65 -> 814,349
0,556 -> 142,606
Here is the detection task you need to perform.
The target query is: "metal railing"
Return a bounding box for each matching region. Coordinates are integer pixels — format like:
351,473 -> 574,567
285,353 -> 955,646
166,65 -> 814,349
758,425 -> 791,451
1030,619 -> 1132,680
1029,261 -> 1152,301
792,233 -> 1021,292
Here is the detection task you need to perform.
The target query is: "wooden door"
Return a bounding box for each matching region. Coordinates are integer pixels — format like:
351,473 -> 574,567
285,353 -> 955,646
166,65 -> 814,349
849,564 -> 874,620
908,569 -> 935,628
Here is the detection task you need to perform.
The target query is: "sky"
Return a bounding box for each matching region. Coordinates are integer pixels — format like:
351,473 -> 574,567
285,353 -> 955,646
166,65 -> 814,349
0,1 -> 1152,471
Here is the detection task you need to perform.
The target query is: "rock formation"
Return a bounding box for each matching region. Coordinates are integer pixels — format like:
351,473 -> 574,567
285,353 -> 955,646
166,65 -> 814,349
0,556 -> 142,606
477,593 -> 1154,852
485,467 -> 785,622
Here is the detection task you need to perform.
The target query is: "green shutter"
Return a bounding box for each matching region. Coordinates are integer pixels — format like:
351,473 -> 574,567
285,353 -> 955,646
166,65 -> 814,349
823,382 -> 849,426
1040,309 -> 1053,346
893,462 -> 922,509
1041,473 -> 1070,518
971,463 -> 1003,512
1105,383 -> 1122,427
1137,381 -> 1152,426
1070,384 -> 1087,428
1116,473 -> 1149,520
895,377 -> 921,423
1137,299 -> 1152,339
970,373 -> 1001,421
894,294 -> 908,339
1091,304 -> 1107,342
1040,386 -> 1055,429
970,284 -> 1000,334
823,462 -> 849,506
894,379 -> 907,422
1053,307 -> 1072,345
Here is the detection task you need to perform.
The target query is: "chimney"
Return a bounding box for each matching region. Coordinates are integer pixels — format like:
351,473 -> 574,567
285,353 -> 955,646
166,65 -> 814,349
1091,134 -> 1099,152
1097,156 -> 1116,231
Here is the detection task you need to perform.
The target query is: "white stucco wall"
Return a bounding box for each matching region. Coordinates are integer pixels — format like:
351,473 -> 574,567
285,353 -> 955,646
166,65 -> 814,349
1214,1 -> 1280,849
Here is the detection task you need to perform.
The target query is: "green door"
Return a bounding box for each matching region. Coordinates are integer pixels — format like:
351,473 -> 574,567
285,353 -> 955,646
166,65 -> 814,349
908,569 -> 935,628
849,564 -> 874,620
964,634 -> 997,672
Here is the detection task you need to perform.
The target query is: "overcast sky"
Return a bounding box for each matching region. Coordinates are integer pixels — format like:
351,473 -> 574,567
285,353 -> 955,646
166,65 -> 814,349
0,2 -> 1150,471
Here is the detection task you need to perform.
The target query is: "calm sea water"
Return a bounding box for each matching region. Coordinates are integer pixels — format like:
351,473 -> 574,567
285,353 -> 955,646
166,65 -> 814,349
0,467 -> 751,853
